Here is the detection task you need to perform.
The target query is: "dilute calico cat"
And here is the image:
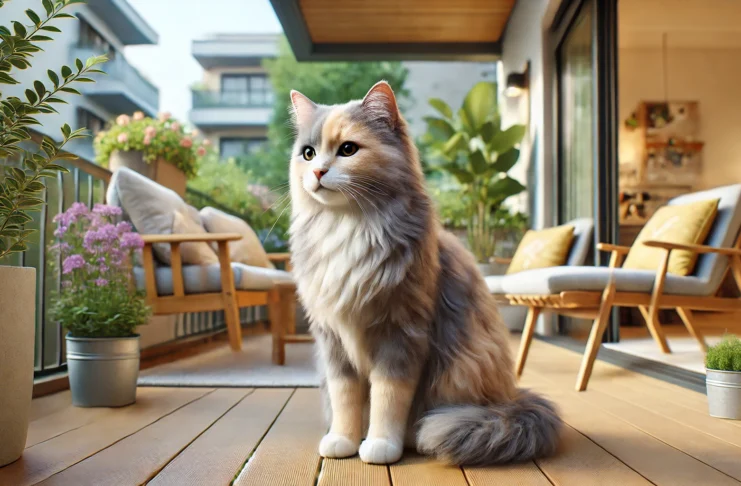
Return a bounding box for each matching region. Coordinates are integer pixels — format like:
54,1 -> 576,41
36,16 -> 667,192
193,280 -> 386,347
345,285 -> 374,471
288,81 -> 562,465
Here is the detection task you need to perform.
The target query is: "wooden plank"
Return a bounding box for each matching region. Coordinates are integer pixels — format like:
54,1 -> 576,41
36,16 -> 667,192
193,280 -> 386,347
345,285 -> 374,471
37,389 -> 250,486
29,391 -> 72,422
0,388 -> 212,486
318,458 -> 390,486
141,233 -> 241,244
149,388 -> 293,486
234,388 -> 325,486
26,403 -> 109,448
465,462 -> 553,486
536,425 -> 649,486
389,454 -> 468,486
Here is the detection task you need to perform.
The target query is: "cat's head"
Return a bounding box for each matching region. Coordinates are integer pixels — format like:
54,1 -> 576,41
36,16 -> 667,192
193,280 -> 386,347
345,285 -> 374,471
289,81 -> 421,212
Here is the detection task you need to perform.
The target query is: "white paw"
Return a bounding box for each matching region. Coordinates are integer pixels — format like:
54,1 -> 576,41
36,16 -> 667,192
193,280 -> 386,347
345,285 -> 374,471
359,437 -> 403,464
319,433 -> 359,458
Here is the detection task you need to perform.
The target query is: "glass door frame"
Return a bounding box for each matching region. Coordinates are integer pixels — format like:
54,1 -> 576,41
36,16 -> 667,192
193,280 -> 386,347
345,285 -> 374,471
551,0 -> 620,342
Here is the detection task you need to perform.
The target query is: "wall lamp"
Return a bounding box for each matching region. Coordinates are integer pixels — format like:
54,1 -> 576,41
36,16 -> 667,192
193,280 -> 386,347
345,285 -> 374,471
505,64 -> 529,98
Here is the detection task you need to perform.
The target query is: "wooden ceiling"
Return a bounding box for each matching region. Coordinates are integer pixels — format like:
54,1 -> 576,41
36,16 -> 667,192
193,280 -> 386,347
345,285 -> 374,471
297,0 -> 516,44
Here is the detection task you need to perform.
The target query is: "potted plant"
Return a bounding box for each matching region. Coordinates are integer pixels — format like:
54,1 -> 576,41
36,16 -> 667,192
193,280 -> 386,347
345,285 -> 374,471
0,0 -> 106,466
49,203 -> 150,407
706,335 -> 741,420
94,111 -> 209,196
424,82 -> 527,275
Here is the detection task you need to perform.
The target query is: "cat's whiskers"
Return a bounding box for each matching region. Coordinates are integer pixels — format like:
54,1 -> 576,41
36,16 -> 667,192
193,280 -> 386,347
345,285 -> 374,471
265,196 -> 292,240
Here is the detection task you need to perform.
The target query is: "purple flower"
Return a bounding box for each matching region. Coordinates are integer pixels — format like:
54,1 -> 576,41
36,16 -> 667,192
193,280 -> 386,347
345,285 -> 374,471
62,254 -> 85,274
93,204 -> 122,217
54,202 -> 90,227
94,278 -> 109,287
54,225 -> 68,238
120,232 -> 144,250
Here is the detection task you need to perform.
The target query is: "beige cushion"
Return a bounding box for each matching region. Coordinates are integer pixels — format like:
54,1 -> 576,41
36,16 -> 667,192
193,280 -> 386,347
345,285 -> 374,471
171,211 -> 218,265
106,167 -> 217,265
200,207 -> 274,268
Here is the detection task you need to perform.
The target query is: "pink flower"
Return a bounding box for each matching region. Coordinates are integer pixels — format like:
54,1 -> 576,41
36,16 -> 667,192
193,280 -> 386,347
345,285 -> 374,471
197,146 -> 207,156
117,133 -> 128,144
191,129 -> 200,137
170,121 -> 181,132
132,111 -> 145,121
180,136 -> 193,148
202,139 -> 212,147
144,126 -> 157,137
116,114 -> 130,126
158,112 -> 171,122
143,135 -> 152,145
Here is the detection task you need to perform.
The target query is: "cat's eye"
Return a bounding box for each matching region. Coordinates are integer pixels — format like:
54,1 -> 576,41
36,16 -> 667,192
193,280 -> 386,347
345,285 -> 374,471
338,142 -> 359,157
302,146 -> 315,161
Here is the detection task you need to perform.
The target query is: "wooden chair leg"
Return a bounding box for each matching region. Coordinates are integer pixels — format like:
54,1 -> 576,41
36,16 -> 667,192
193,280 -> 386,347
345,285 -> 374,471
217,241 -> 242,351
638,306 -> 670,354
515,306 -> 541,378
576,280 -> 616,392
676,307 -> 707,352
269,287 -> 286,365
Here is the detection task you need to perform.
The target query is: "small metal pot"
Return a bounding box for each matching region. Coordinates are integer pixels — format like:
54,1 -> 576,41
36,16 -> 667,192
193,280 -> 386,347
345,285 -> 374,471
66,334 -> 140,407
706,369 -> 741,420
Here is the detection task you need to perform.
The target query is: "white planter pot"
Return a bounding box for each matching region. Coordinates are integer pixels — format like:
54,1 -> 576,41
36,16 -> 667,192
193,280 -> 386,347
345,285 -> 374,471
706,369 -> 741,420
0,266 -> 36,467
109,150 -> 187,197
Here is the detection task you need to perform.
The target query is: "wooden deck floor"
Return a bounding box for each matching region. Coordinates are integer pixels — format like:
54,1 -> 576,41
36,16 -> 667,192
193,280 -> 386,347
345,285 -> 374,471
4,337 -> 741,486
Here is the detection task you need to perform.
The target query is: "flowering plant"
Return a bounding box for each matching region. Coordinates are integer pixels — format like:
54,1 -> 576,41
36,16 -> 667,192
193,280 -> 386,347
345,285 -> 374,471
93,111 -> 210,178
49,203 -> 150,337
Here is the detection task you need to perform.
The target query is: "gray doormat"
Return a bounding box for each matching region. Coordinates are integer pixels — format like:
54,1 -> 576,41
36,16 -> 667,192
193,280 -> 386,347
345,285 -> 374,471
138,334 -> 320,387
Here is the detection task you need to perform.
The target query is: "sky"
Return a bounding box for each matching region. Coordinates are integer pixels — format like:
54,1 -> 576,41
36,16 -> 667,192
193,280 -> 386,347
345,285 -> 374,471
124,0 -> 282,122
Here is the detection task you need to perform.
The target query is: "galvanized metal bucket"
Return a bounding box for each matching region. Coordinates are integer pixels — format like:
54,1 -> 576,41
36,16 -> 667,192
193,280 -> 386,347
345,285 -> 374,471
706,369 -> 741,420
66,334 -> 140,408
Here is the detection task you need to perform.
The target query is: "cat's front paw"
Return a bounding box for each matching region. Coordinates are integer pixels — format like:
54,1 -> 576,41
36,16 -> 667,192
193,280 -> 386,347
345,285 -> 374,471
359,437 -> 403,464
319,433 -> 359,458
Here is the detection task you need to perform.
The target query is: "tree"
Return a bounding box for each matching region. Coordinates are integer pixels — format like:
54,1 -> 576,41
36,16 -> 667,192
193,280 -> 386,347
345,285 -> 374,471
240,37 -> 409,188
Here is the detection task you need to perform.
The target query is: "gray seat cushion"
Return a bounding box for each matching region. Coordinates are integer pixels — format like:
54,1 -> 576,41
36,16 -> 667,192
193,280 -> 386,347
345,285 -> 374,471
485,275 -> 506,294
500,266 -> 710,296
134,263 -> 292,296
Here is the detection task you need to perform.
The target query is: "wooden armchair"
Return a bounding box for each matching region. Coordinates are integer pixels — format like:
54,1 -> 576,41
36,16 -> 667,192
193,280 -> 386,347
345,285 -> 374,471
139,233 -> 309,365
503,184 -> 741,391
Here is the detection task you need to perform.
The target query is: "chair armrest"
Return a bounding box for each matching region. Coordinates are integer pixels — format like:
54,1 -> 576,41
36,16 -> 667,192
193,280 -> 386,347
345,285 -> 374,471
140,233 -> 243,244
642,240 -> 741,256
267,252 -> 291,262
492,257 -> 513,265
596,243 -> 631,254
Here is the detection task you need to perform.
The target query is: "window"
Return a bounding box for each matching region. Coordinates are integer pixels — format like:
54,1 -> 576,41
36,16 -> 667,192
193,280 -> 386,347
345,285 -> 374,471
220,74 -> 273,105
78,18 -> 116,59
77,108 -> 106,136
219,138 -> 267,158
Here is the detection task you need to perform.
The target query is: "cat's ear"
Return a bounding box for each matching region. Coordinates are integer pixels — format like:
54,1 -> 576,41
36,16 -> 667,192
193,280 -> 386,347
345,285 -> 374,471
290,90 -> 317,126
362,81 -> 399,128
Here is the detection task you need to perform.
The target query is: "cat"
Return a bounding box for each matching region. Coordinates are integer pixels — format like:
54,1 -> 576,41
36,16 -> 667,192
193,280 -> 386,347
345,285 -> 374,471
288,81 -> 562,465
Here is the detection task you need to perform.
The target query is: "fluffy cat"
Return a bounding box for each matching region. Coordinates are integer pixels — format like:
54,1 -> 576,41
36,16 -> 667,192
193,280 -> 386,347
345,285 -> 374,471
288,81 -> 562,465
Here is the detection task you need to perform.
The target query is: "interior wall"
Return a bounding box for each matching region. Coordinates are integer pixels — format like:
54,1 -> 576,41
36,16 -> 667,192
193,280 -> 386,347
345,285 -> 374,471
619,46 -> 741,189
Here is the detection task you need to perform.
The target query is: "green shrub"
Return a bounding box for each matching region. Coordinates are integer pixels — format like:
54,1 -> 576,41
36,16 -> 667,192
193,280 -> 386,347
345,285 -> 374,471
706,335 -> 741,372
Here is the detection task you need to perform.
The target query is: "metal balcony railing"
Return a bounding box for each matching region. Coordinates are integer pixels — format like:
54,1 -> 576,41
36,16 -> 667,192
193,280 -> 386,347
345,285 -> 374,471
191,90 -> 274,109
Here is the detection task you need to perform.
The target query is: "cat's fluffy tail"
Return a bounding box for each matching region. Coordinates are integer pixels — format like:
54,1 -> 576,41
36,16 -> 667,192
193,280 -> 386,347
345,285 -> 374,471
416,389 -> 562,465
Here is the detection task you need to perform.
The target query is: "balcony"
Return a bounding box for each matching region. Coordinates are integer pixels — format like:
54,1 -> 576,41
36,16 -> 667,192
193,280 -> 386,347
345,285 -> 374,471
189,90 -> 273,129
72,46 -> 159,117
85,0 -> 158,45
192,34 -> 279,68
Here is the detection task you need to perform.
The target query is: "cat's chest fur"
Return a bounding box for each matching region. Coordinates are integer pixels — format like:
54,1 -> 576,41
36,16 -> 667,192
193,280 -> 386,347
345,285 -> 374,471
291,211 -> 392,372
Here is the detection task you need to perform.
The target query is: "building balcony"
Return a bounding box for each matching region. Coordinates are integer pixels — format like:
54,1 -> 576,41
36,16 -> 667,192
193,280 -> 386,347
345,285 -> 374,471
72,46 -> 159,117
189,90 -> 272,129
192,34 -> 279,68
85,0 -> 158,45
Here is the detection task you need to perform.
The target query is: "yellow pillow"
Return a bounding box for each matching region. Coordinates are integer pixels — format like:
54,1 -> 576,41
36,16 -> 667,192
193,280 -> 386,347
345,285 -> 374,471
623,198 -> 719,276
506,225 -> 576,274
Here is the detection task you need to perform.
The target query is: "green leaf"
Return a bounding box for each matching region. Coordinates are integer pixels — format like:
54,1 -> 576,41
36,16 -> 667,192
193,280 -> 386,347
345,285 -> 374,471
428,98 -> 453,120
0,72 -> 19,84
491,148 -> 520,173
29,34 -> 53,42
9,242 -> 27,252
25,89 -> 37,104
47,69 -> 59,87
61,65 -> 72,78
40,25 -> 61,33
480,120 -> 496,144
487,176 -> 526,202
42,0 -> 53,15
441,132 -> 467,158
34,79 -> 46,98
75,58 -> 83,71
461,82 -> 496,130
26,9 -> 41,25
73,77 -> 94,83
490,124 -> 526,154
12,21 -> 27,38
5,213 -> 33,225
470,149 -> 488,175
45,96 -> 67,104
61,123 -> 71,138
424,117 -> 456,141
55,13 -> 76,19
442,163 -> 474,184
9,58 -> 28,70
59,86 -> 80,95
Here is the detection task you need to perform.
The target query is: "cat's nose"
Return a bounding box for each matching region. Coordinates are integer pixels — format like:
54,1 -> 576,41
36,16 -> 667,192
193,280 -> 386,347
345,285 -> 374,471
313,169 -> 327,181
